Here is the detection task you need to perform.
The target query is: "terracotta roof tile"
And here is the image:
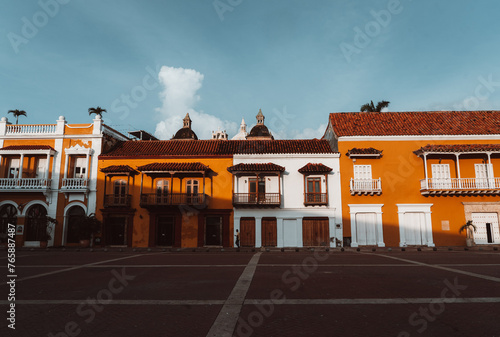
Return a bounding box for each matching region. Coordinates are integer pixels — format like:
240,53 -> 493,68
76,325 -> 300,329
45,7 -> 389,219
227,163 -> 285,173
328,111 -> 500,137
298,163 -> 333,173
100,165 -> 138,174
137,162 -> 211,172
0,145 -> 55,151
414,144 -> 500,155
100,139 -> 335,158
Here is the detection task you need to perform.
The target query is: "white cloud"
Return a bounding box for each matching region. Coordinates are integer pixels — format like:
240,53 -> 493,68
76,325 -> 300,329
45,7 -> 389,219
154,66 -> 237,140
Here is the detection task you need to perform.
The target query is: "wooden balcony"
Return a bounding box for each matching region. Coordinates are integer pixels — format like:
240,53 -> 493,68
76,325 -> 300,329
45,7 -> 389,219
232,193 -> 281,207
0,178 -> 51,192
350,178 -> 382,195
140,193 -> 208,207
104,194 -> 132,207
304,193 -> 328,206
420,178 -> 500,195
61,178 -> 89,192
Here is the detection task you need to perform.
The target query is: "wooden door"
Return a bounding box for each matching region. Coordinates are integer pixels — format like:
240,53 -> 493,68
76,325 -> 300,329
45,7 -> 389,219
261,217 -> 277,247
240,218 -> 255,247
302,218 -> 329,246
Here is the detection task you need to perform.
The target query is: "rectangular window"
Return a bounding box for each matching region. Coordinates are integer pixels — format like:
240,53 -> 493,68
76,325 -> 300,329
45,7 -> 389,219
306,177 -> 321,193
431,164 -> 451,189
74,157 -> 87,178
353,165 -> 372,180
36,158 -> 47,179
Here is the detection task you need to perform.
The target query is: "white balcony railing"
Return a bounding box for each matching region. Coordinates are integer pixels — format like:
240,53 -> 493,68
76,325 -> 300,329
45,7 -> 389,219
61,178 -> 89,190
0,178 -> 51,190
6,124 -> 57,135
420,178 -> 500,194
350,178 -> 382,195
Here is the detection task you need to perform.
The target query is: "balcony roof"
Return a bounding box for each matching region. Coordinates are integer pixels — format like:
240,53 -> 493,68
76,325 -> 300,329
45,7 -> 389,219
346,147 -> 382,158
0,145 -> 56,155
100,165 -> 138,175
137,162 -> 211,173
298,163 -> 332,174
227,163 -> 285,173
414,144 -> 500,156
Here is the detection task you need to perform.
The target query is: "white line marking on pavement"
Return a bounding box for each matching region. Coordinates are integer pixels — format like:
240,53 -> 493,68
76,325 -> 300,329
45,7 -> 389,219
1,253 -> 164,284
372,254 -> 500,283
0,299 -> 225,305
206,252 -> 262,337
245,297 -> 500,305
17,264 -> 248,268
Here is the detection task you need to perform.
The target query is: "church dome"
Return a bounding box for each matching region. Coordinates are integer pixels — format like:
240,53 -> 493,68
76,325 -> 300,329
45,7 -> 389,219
171,113 -> 198,140
246,109 -> 274,140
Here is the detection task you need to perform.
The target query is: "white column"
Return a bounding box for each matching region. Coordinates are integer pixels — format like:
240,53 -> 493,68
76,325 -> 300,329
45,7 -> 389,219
276,217 -> 284,248
18,154 -> 24,179
233,217 -> 240,248
487,153 -> 494,188
255,217 -> 262,247
425,211 -> 435,247
349,211 -> 358,247
455,153 -> 461,189
329,216 -> 337,248
56,116 -> 66,135
44,153 -> 50,181
85,153 -> 90,180
423,153 -> 429,189
63,154 -> 69,179
397,211 -> 406,247
376,211 -> 385,247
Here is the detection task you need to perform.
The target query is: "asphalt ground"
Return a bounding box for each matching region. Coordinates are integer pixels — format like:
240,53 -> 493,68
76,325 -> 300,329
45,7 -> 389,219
1,248 -> 500,337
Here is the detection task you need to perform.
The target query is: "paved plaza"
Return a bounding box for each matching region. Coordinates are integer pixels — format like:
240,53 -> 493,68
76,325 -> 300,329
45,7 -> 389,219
1,247 -> 500,337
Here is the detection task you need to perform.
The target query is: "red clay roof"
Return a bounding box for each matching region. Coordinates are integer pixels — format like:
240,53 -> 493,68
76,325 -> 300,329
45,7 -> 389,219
100,165 -> 137,174
414,144 -> 500,155
328,111 -> 500,137
298,163 -> 333,173
137,162 -> 211,172
346,147 -> 382,156
100,139 -> 335,158
227,163 -> 285,173
0,145 -> 55,151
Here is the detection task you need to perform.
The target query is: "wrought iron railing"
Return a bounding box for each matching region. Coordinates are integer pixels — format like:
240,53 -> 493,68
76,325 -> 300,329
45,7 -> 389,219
232,193 -> 281,206
140,193 -> 207,206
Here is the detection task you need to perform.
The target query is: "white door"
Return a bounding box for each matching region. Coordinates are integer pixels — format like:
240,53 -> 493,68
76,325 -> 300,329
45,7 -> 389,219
471,213 -> 500,244
403,212 -> 426,245
36,158 -> 47,179
474,164 -> 490,188
8,158 -> 20,178
353,165 -> 372,190
431,164 -> 451,189
356,213 -> 377,245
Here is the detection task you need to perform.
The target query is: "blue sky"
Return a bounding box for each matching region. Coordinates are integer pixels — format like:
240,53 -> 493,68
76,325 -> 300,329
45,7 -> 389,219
2,0 -> 500,139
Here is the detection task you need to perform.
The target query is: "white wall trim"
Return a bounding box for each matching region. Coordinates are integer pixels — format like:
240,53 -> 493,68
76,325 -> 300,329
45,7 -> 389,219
396,203 -> 434,247
348,204 -> 384,247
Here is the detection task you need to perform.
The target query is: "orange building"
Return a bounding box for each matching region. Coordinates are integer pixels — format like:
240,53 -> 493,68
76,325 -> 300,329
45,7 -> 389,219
324,111 -> 500,247
0,115 -> 128,247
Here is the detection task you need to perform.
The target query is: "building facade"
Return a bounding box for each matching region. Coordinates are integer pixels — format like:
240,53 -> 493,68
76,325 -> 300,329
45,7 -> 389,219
0,115 -> 127,247
324,110 -> 500,247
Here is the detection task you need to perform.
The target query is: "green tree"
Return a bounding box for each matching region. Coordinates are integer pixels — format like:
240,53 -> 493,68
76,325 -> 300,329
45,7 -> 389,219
88,106 -> 107,118
8,109 -> 27,124
360,100 -> 390,112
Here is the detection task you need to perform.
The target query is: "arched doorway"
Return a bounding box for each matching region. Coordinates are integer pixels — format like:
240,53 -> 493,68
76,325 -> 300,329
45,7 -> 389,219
0,204 -> 17,244
66,205 -> 86,244
25,204 -> 47,241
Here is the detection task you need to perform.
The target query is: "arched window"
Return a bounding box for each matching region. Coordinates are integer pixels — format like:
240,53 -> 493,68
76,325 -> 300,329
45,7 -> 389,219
25,204 -> 47,241
0,205 -> 17,244
66,206 -> 86,244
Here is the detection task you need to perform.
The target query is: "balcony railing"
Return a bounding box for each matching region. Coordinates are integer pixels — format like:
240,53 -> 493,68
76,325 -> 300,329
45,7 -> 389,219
0,178 -> 51,190
350,178 -> 382,195
140,193 -> 208,207
304,193 -> 328,205
6,124 -> 57,135
420,178 -> 500,195
233,193 -> 281,207
104,194 -> 132,207
61,178 -> 89,191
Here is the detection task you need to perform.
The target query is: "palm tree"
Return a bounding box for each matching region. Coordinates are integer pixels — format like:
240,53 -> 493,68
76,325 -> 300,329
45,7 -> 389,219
360,100 -> 390,112
88,106 -> 106,118
459,220 -> 477,239
8,109 -> 27,124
